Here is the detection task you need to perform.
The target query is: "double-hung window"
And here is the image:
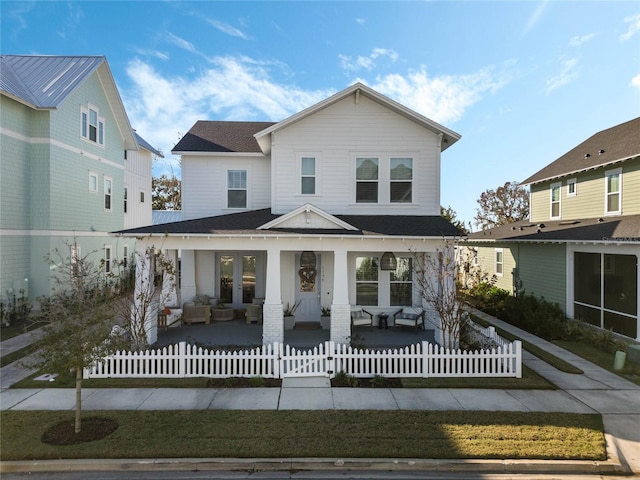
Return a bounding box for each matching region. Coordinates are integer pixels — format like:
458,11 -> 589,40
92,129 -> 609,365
567,178 -> 577,196
390,158 -> 413,203
550,182 -> 561,219
605,169 -> 621,214
104,246 -> 112,274
301,157 -> 316,195
89,172 -> 98,192
495,248 -> 504,276
356,158 -> 378,203
390,257 -> 412,305
81,105 -> 105,146
124,187 -> 128,213
104,177 -> 112,211
355,256 -> 379,305
228,170 -> 247,208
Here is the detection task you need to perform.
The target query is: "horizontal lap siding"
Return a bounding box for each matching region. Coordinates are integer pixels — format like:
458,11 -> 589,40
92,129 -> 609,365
517,243 -> 566,308
272,95 -> 440,215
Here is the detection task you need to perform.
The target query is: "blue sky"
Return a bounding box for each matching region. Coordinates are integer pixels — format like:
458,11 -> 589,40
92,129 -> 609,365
2,1 -> 639,227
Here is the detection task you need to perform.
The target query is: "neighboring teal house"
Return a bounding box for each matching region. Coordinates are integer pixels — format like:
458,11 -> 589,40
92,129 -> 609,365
0,55 -> 159,303
463,117 -> 640,341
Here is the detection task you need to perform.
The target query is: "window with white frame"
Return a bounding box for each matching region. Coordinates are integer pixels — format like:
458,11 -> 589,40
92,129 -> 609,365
104,177 -> 112,211
80,105 -> 105,146
356,158 -> 379,203
567,178 -> 577,196
124,187 -> 128,213
301,157 -> 316,195
550,182 -> 561,218
390,257 -> 412,306
70,244 -> 81,277
355,256 -> 379,305
89,172 -> 98,192
605,168 -> 621,214
123,245 -> 128,268
104,246 -> 112,274
139,190 -> 145,203
227,170 -> 247,208
390,157 -> 413,203
495,248 -> 504,276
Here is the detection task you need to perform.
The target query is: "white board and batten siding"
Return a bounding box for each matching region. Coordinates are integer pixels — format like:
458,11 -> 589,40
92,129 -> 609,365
181,154 -> 271,220
271,94 -> 442,216
124,148 -> 153,229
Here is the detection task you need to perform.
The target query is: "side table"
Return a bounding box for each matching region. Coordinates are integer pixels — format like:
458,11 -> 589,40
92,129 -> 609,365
377,313 -> 389,329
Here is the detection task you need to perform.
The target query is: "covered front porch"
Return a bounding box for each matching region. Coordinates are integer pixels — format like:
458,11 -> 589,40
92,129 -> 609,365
155,319 -> 437,349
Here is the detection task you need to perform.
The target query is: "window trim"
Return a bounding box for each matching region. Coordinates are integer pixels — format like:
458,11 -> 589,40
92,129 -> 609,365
70,244 -> 81,277
355,157 -> 379,204
123,245 -> 128,269
124,187 -> 128,213
605,168 -> 622,215
104,176 -> 113,212
300,156 -> 317,195
567,178 -> 577,197
355,256 -> 379,306
139,189 -> 145,203
227,169 -> 248,209
390,256 -> 413,306
80,104 -> 105,147
104,245 -> 112,274
495,248 -> 504,277
550,182 -> 561,219
88,172 -> 98,193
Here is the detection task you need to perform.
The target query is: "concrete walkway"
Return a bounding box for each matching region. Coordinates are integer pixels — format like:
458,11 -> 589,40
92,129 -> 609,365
1,312 -> 639,476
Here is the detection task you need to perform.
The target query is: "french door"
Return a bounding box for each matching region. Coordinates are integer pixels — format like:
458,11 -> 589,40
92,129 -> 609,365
218,253 -> 257,308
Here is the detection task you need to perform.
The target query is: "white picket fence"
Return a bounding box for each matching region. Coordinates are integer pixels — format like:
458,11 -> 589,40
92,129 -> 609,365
84,340 -> 522,379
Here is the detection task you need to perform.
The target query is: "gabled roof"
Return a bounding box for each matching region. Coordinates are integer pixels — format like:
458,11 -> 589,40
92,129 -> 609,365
465,215 -> 640,245
113,208 -> 461,238
0,55 -> 137,150
172,121 -> 276,154
255,82 -> 461,155
522,117 -> 640,185
134,132 -> 163,157
258,203 -> 358,231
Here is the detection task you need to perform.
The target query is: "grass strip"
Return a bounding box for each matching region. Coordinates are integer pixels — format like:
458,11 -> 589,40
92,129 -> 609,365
0,410 -> 605,461
0,342 -> 40,368
470,314 -> 583,374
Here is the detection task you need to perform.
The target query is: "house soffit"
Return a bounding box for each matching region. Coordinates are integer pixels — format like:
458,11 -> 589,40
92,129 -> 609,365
258,203 -> 358,231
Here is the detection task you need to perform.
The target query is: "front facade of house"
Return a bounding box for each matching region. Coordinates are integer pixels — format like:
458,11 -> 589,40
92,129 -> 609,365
116,83 -> 462,345
463,117 -> 640,341
0,55 -> 159,302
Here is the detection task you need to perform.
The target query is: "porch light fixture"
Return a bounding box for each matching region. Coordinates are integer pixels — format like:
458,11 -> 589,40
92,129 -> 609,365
380,252 -> 397,271
300,251 -> 316,267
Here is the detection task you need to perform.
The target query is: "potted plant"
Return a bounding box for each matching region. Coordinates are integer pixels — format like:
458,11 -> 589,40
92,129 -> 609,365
211,301 -> 234,321
320,306 -> 331,330
283,301 -> 300,330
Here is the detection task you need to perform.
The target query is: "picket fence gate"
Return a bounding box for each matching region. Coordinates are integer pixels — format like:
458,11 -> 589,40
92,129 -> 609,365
84,340 -> 522,379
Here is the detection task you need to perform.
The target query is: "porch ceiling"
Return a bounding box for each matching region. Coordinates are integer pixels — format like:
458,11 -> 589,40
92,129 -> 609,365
113,208 -> 462,238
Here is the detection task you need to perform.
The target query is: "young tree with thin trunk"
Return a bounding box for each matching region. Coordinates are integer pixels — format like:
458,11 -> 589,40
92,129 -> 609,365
29,242 -> 126,433
413,240 -> 466,349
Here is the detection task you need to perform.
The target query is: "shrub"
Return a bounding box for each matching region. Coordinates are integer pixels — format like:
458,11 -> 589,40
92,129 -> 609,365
370,375 -> 386,388
333,370 -> 359,387
502,293 -> 567,340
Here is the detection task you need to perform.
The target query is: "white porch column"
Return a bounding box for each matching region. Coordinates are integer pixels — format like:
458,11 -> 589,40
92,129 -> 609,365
331,249 -> 350,344
132,246 -> 157,346
181,249 -> 196,304
263,248 -> 284,344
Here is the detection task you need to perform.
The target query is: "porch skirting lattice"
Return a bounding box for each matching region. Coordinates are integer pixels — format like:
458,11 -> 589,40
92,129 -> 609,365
84,340 -> 522,380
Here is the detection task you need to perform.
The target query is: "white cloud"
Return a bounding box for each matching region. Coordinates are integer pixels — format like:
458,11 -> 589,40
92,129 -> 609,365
522,0 -> 549,36
363,65 -> 509,125
545,58 -> 579,95
205,18 -> 249,40
339,48 -> 399,72
131,48 -> 170,61
355,18 -> 365,25
165,32 -> 197,54
620,13 -> 640,42
632,73 -> 640,89
569,33 -> 595,47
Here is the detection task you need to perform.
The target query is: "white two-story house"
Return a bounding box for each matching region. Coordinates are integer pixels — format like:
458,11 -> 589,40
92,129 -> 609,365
115,83 -> 462,345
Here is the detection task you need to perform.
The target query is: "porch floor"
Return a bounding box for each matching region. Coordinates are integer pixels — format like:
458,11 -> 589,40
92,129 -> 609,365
155,320 -> 436,349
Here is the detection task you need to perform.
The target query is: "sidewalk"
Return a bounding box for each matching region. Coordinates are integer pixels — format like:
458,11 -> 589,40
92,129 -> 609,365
1,312 -> 639,476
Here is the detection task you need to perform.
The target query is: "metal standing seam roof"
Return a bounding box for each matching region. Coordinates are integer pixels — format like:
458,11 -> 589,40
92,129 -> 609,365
134,132 -> 163,157
0,55 -> 105,108
522,117 -> 640,185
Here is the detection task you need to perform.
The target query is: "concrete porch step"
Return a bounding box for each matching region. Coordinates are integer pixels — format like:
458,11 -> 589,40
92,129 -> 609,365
281,376 -> 331,388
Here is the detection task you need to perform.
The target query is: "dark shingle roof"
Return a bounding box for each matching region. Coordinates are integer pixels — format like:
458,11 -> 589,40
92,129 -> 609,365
465,215 -> 640,244
172,121 -> 276,153
114,208 -> 461,237
522,117 -> 640,185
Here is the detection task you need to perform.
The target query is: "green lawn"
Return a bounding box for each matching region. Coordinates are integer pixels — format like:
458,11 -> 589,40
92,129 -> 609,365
0,410 -> 605,461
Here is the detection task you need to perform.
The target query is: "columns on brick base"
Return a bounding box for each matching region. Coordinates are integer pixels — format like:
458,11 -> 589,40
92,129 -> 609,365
263,248 -> 283,344
331,249 -> 350,344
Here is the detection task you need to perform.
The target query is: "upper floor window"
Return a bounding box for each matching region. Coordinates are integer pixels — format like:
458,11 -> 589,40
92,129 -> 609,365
81,105 -> 105,146
301,157 -> 316,195
605,168 -> 621,214
567,178 -> 577,196
356,157 -> 378,203
390,158 -> 413,203
124,187 -> 128,213
390,257 -> 412,306
89,172 -> 98,192
550,182 -> 561,219
495,248 -> 504,276
104,177 -> 112,211
139,190 -> 145,203
355,256 -> 379,305
228,170 -> 247,208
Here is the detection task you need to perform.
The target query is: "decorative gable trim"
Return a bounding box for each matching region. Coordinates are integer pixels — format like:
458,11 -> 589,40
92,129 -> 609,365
257,203 -> 358,231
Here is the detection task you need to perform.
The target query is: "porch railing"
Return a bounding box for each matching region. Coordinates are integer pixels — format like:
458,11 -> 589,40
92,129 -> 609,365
85,340 -> 522,380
